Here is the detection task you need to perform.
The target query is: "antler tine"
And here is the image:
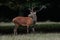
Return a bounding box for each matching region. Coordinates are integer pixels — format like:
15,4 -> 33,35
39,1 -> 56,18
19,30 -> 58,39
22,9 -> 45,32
31,6 -> 35,12
29,6 -> 35,12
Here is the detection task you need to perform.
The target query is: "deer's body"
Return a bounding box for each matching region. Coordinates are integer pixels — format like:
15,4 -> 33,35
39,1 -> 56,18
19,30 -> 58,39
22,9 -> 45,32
12,16 -> 33,26
12,16 -> 34,34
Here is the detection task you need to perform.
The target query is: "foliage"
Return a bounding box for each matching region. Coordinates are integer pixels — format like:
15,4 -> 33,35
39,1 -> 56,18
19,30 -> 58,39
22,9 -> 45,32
0,0 -> 43,10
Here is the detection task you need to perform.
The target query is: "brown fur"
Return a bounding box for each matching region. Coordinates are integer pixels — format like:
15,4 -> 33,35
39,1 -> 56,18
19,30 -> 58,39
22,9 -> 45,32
12,16 -> 33,26
12,16 -> 34,34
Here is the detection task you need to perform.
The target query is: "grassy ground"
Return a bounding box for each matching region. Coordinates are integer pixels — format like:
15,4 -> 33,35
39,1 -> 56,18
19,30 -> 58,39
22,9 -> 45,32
0,22 -> 60,40
0,33 -> 60,40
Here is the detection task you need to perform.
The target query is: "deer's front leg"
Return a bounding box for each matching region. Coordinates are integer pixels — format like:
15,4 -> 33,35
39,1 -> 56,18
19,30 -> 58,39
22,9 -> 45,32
27,25 -> 29,33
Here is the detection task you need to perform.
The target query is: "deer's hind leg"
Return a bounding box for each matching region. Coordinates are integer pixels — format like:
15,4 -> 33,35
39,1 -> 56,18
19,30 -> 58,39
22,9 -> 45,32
14,24 -> 19,35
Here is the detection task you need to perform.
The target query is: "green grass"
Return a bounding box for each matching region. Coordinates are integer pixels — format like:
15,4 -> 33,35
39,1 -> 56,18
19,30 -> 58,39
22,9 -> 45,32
0,33 -> 60,40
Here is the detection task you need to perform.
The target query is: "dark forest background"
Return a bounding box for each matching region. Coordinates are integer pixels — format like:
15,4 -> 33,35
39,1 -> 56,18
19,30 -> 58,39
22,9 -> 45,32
0,0 -> 60,22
